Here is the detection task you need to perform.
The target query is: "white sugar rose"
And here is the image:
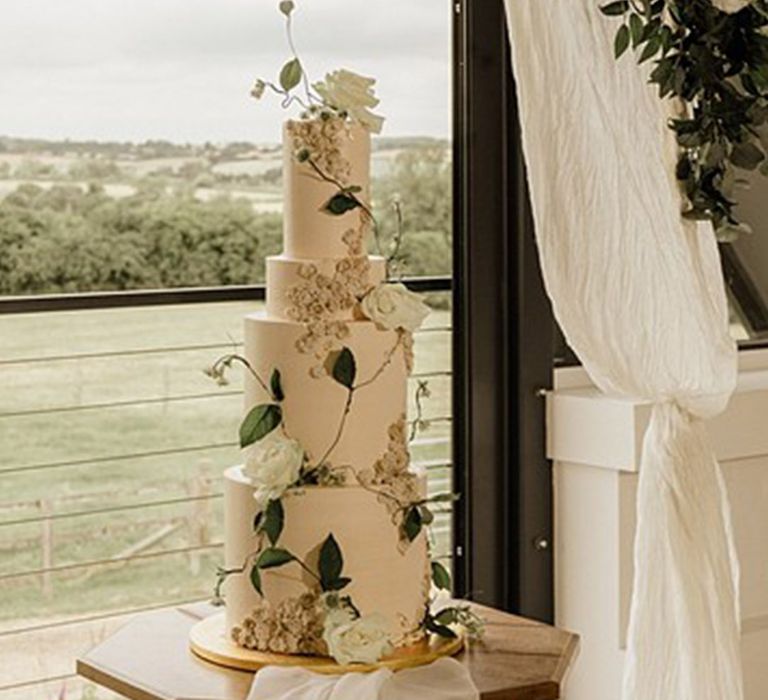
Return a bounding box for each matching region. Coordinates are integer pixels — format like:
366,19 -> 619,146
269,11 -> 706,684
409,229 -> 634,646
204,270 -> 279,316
360,283 -> 430,332
323,612 -> 393,666
712,0 -> 752,12
243,430 -> 303,506
314,69 -> 385,134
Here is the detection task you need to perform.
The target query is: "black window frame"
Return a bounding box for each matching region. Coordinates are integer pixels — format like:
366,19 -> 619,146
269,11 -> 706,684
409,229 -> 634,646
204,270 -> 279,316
452,0 -> 555,623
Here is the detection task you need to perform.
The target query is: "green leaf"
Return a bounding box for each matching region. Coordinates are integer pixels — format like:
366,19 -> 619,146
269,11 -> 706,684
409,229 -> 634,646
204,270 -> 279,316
331,348 -> 356,389
730,141 -> 765,171
250,565 -> 262,595
403,507 -> 423,542
319,534 -> 344,590
253,510 -> 264,532
600,0 -> 629,16
270,369 -> 285,402
239,404 -> 282,447
263,499 -> 285,546
434,608 -> 459,625
629,14 -> 644,47
419,505 -> 434,526
324,576 -> 352,592
257,548 -> 295,569
431,561 -> 452,591
323,193 -> 360,216
425,615 -> 457,639
279,58 -> 302,92
614,25 -> 630,58
638,34 -> 661,63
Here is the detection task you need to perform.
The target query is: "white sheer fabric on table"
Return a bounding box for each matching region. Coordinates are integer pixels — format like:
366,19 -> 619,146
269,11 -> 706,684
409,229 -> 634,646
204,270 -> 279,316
503,2 -> 743,700
247,658 -> 479,700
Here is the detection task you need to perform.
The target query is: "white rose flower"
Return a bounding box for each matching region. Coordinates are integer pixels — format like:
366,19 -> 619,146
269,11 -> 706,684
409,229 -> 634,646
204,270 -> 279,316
313,69 -> 385,134
712,0 -> 752,13
243,430 -> 304,506
360,283 -> 430,332
323,612 -> 393,666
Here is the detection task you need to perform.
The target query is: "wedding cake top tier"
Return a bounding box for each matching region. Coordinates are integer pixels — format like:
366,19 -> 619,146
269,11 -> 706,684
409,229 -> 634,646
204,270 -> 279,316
282,118 -> 372,260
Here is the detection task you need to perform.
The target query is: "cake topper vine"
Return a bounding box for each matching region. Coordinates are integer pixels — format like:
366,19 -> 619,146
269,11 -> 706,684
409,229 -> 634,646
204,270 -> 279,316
250,0 -> 385,134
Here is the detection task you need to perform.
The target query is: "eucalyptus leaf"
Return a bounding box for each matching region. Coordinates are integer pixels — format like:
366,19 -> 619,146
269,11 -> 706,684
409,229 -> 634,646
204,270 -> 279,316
331,348 -> 356,389
250,564 -> 262,595
240,403 -> 282,447
615,25 -> 630,59
403,506 -> 423,542
431,561 -> 452,591
638,34 -> 661,63
257,548 -> 295,569
279,58 -> 302,93
270,368 -> 285,402
323,193 -> 360,216
629,14 -> 644,47
425,616 -> 457,639
319,534 -> 344,590
600,0 -> 629,16
263,499 -> 285,546
324,576 -> 352,592
253,510 -> 264,532
435,608 -> 459,625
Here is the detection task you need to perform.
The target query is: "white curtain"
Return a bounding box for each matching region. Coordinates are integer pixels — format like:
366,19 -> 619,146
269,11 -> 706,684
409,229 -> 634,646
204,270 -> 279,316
503,3 -> 743,700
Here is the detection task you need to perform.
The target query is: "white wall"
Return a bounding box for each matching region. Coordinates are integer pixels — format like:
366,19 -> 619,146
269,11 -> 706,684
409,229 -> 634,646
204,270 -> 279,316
550,351 -> 768,700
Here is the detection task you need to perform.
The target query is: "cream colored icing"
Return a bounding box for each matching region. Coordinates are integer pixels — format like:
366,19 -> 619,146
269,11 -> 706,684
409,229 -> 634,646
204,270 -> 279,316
283,120 -> 372,259
265,255 -> 386,322
243,313 -> 407,469
223,117 -> 430,655
224,467 -> 429,647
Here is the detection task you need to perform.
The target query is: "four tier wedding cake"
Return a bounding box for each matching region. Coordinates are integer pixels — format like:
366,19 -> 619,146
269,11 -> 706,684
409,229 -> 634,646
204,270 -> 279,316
204,1 -> 479,668
220,114 -> 433,663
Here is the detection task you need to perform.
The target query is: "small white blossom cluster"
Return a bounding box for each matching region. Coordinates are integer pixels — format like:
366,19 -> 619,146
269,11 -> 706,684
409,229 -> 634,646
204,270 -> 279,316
358,416 -> 422,548
287,117 -> 350,184
232,592 -> 325,654
286,258 -> 374,377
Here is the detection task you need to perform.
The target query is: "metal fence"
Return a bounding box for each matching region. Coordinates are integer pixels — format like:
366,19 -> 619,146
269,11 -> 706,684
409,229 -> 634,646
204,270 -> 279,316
0,278 -> 453,698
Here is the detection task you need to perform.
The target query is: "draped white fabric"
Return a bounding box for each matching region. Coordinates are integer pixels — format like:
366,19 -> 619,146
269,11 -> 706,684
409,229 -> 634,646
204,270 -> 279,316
247,658 -> 479,700
503,2 -> 743,699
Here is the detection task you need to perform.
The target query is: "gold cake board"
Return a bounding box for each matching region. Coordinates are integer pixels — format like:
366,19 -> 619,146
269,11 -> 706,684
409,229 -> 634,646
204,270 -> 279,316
190,612 -> 464,675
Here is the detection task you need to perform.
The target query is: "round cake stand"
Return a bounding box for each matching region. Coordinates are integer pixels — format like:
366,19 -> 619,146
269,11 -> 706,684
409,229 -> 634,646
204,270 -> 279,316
189,612 -> 464,674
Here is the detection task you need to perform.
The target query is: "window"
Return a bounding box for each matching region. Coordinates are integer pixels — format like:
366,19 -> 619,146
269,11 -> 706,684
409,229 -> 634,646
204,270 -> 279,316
722,168 -> 768,343
0,2 -> 454,697
0,1 -> 452,296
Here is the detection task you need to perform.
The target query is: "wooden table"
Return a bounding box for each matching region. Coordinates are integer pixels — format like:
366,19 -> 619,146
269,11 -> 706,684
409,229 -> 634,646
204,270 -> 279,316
77,603 -> 578,700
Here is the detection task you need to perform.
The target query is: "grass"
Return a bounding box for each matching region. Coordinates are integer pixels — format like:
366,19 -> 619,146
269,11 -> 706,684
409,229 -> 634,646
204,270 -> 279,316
0,299 -> 453,627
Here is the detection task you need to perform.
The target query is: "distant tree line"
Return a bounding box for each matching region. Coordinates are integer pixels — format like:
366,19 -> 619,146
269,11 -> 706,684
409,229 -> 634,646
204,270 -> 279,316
0,147 -> 452,296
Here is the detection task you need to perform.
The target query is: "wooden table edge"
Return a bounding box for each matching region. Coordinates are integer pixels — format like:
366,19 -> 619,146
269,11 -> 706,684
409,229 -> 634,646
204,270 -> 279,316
77,657 -> 173,700
76,603 -> 579,700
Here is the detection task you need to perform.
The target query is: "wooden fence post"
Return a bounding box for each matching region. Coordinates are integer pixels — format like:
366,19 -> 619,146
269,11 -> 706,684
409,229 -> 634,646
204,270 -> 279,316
187,468 -> 211,575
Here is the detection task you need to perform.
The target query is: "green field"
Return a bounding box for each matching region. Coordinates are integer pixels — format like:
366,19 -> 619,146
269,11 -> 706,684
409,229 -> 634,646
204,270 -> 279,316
0,300 -> 453,629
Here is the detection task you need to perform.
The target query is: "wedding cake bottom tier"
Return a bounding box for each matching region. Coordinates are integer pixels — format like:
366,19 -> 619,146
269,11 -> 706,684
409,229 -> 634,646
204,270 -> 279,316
223,466 -> 431,655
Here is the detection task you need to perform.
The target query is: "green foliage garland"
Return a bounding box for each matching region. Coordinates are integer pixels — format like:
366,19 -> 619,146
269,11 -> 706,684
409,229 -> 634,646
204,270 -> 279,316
601,0 -> 768,239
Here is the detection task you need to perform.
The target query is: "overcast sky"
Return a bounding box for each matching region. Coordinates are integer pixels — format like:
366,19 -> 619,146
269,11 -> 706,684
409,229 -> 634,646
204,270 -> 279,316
0,0 -> 452,145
